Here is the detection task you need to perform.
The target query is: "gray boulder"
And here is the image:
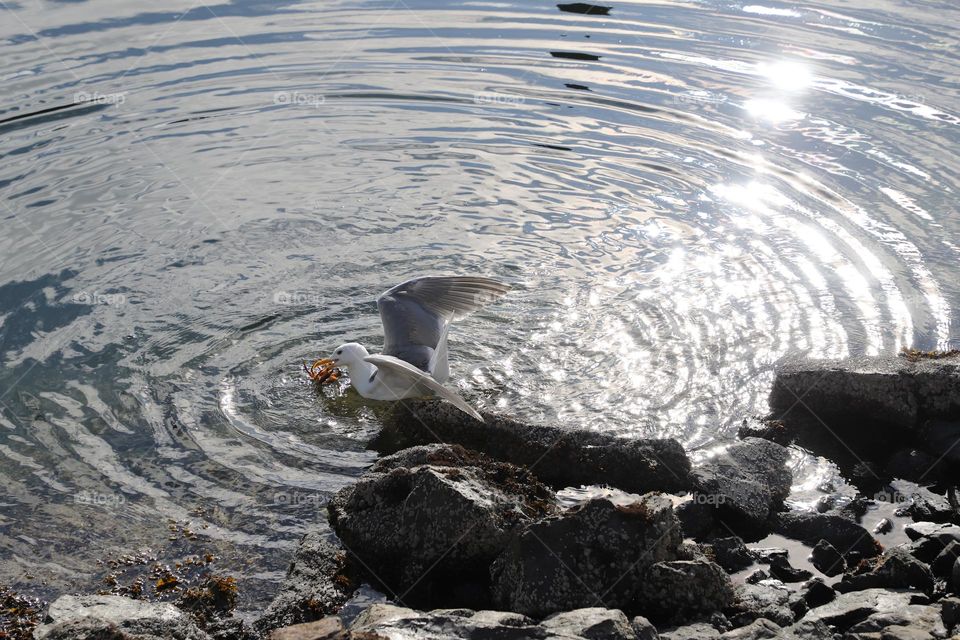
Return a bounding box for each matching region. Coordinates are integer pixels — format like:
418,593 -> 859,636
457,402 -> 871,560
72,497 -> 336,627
34,595 -> 211,640
255,533 -> 355,633
328,444 -> 557,608
719,618 -> 780,640
836,548 -> 934,594
809,539 -> 845,576
690,439 -> 792,535
800,588 -> 915,631
658,622 -> 720,640
709,537 -> 753,573
346,604 -> 653,639
372,399 -> 692,493
491,495 -> 682,618
729,581 -> 794,627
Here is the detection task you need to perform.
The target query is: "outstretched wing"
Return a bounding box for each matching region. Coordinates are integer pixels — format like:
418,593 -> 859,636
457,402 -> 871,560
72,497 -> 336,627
377,276 -> 511,375
363,354 -> 484,422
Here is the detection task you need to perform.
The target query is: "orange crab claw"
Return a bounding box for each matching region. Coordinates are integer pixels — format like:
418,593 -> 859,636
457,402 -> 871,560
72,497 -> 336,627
304,358 -> 341,384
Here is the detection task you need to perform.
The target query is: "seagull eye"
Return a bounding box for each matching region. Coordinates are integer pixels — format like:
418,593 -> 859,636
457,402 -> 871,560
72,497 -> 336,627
335,349 -> 342,355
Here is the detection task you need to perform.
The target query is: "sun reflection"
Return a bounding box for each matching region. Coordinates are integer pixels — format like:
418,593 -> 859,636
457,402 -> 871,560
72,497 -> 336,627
758,60 -> 813,91
744,98 -> 804,123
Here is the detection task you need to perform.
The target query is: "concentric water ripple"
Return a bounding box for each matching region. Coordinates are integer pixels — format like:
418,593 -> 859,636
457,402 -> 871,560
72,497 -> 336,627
1,0 -> 959,609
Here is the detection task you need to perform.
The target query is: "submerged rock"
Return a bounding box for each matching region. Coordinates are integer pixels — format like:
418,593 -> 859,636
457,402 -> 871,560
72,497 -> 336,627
490,495 -> 683,618
34,595 -> 211,640
372,400 -> 692,494
690,438 -> 792,537
328,444 -> 557,608
809,539 -> 845,577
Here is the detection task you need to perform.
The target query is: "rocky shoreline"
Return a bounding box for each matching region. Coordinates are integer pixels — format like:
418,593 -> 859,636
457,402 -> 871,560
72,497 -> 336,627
27,352 -> 960,640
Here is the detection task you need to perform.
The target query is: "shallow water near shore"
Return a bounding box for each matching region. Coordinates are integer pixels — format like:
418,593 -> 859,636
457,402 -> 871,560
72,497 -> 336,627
1,0 -> 959,611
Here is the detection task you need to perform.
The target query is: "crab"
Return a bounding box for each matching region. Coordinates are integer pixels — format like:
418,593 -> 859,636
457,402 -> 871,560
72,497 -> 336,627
304,358 -> 341,384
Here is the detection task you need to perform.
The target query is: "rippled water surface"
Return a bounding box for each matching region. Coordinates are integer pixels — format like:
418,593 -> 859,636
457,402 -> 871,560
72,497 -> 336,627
2,0 -> 959,609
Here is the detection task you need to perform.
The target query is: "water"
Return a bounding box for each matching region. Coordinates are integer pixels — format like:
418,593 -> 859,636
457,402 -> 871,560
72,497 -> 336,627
1,0 -> 958,611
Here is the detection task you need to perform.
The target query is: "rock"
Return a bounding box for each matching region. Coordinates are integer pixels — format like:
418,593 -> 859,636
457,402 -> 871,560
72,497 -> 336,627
269,617 -> 358,640
719,618 -> 780,640
767,355 -> 960,485
836,548 -> 934,594
34,595 -> 211,640
256,533 -> 355,633
814,495 -> 836,514
766,557 -> 812,583
769,354 -> 960,431
540,608 -> 638,639
941,595 -> 960,628
690,439 -> 792,535
328,444 -> 557,608
845,601 -> 946,638
490,495 -> 681,617
631,616 -> 659,640
810,539 -> 845,576
952,556 -> 960,593
709,537 -> 754,573
800,588 -> 913,631
905,521 -> 960,544
659,622 -> 720,640
890,481 -> 957,523
676,500 -> 716,539
729,581 -> 794,627
347,604 -> 648,639
749,548 -> 788,565
771,511 -> 881,558
930,540 -> 960,577
798,578 -> 834,609
886,449 -> 940,483
737,418 -> 792,446
745,570 -> 770,584
373,400 -> 693,494
633,560 -> 734,624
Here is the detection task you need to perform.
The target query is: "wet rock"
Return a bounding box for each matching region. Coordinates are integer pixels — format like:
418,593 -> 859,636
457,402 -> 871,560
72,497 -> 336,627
329,444 -> 557,608
886,449 -> 940,483
736,418 -> 792,446
729,580 -> 794,627
346,603 -> 650,639
952,556 -> 960,592
771,511 -> 881,558
836,548 -> 934,594
630,616 -> 659,640
873,517 -> 893,535
766,557 -> 812,583
269,617 -> 364,640
690,439 -> 792,536
844,601 -> 946,638
905,521 -> 960,544
930,540 -> 960,577
940,595 -> 960,628
633,560 -> 734,624
34,595 -> 211,640
799,588 -> 914,630
767,354 -> 960,484
709,537 -> 754,573
676,500 -> 716,539
890,481 -> 957,523
491,495 -> 681,617
744,570 -> 770,584
255,533 -> 356,633
719,618 -> 780,640
810,539 -> 845,577
749,548 -> 788,565
373,400 -> 692,494
557,2 -> 612,15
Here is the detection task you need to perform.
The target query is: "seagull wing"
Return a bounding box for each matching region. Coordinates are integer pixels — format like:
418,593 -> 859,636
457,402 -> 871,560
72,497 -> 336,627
376,276 -> 511,376
363,354 -> 484,422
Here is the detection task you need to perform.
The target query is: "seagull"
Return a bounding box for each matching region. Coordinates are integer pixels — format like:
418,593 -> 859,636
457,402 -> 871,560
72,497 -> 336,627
310,276 -> 511,420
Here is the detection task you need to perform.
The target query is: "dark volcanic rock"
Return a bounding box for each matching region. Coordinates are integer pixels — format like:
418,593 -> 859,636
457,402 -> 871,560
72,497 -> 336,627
690,438 -> 792,536
328,444 -> 557,608
931,540 -> 960,577
634,559 -> 734,624
491,495 -> 682,618
255,533 -> 355,633
372,400 -> 692,494
799,588 -> 914,631
729,581 -> 794,627
798,578 -> 834,610
34,595 -> 211,640
766,557 -> 812,583
809,539 -> 845,577
771,511 -> 881,558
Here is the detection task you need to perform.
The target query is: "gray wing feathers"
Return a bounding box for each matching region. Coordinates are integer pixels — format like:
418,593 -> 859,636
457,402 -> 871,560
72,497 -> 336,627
363,355 -> 483,421
381,276 -> 511,321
